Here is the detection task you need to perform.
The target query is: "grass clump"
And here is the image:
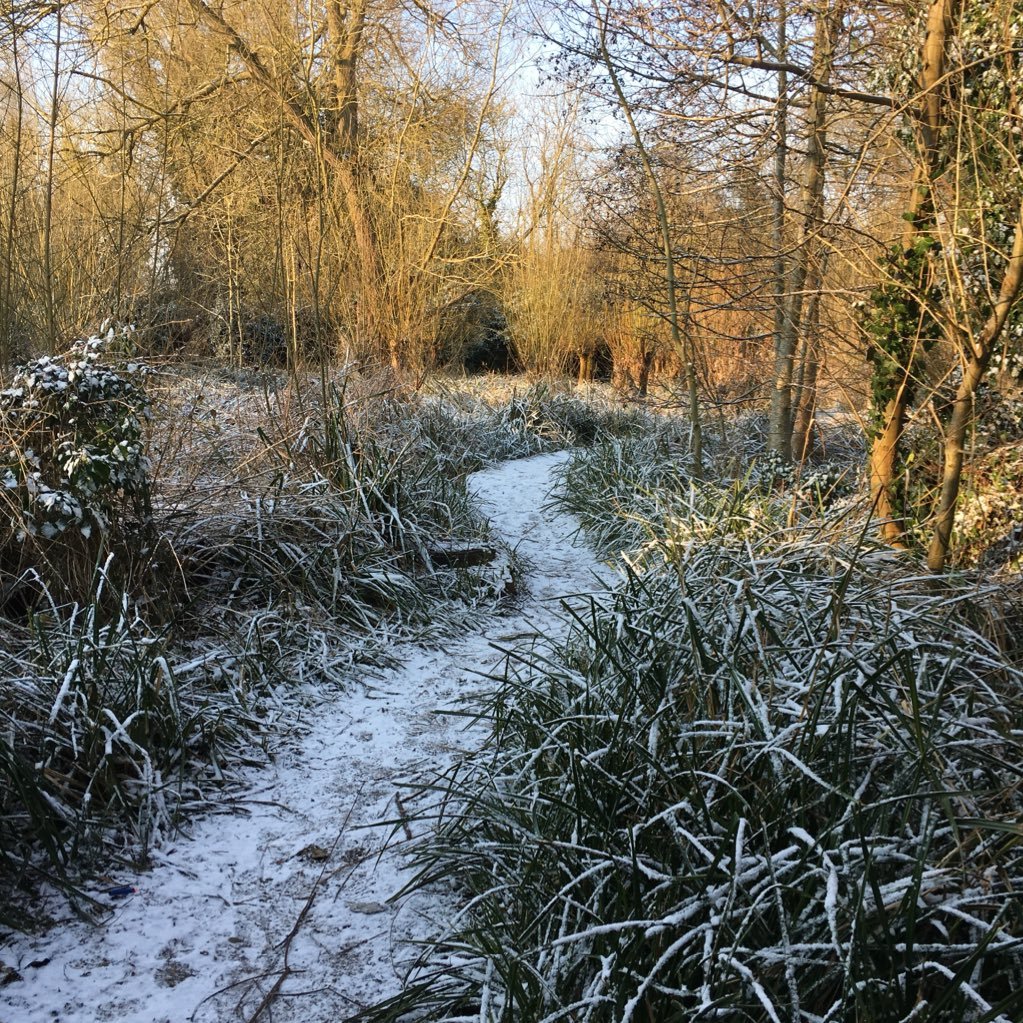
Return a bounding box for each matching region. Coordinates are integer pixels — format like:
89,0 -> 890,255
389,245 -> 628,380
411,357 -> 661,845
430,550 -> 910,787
412,380 -> 652,475
365,459 -> 1023,1023
0,582 -> 265,926
170,379 -> 513,642
553,426 -> 695,557
552,420 -> 861,561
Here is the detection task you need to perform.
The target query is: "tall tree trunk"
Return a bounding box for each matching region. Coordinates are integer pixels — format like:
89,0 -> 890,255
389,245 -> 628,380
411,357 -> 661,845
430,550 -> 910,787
578,351 -> 593,384
791,340 -> 820,462
767,0 -> 791,457
869,393 -> 910,543
637,348 -> 653,397
771,0 -> 841,459
791,268 -> 825,463
1,12 -> 26,369
927,203 -> 1023,571
869,0 -> 957,543
784,2 -> 840,444
41,6 -> 62,351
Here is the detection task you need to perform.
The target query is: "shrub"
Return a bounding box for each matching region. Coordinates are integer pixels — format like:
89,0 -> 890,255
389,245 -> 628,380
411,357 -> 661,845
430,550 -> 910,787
0,327 -> 153,609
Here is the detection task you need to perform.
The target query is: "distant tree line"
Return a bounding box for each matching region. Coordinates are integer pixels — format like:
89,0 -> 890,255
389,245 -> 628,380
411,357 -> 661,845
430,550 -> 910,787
2,0 -> 1022,567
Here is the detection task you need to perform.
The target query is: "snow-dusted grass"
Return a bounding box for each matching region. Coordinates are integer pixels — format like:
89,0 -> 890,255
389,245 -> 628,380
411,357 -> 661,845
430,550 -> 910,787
0,363 -> 650,929
552,415 -> 862,562
14,354 -> 1021,1021
168,382 -> 502,634
0,587 -> 268,918
0,449 -> 612,1023
364,445 -> 1023,1023
412,378 -> 654,473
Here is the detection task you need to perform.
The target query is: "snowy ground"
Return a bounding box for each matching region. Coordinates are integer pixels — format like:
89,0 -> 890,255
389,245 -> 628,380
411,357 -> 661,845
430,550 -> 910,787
1,451 -> 614,1023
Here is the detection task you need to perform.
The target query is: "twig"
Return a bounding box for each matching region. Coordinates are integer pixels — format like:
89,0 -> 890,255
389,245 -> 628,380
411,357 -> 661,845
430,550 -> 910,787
188,970 -> 296,1021
393,791 -> 414,841
241,786 -> 364,1023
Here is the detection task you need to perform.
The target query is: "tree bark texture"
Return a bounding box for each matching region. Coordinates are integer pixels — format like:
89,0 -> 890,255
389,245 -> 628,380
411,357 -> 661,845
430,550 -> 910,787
771,1 -> 842,460
869,0 -> 957,543
767,0 -> 791,457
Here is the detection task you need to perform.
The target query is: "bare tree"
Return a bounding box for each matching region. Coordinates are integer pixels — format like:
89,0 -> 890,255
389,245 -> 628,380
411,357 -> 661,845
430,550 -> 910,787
591,0 -> 703,469
864,0 -> 1023,567
772,1 -> 846,462
866,0 -> 955,545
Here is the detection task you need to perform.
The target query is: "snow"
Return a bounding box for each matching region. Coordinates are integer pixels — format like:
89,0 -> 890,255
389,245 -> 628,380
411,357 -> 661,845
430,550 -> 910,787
0,450 -> 613,1023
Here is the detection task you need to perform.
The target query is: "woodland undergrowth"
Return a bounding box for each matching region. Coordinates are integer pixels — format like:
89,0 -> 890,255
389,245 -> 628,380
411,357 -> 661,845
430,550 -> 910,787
364,420 -> 1023,1023
0,340 -> 641,929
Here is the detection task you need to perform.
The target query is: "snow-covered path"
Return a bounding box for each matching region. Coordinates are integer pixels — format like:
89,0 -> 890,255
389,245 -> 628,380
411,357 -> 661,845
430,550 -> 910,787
1,451 -> 612,1023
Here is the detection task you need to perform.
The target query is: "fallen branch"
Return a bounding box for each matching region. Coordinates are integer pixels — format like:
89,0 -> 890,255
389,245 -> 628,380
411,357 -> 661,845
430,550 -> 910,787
426,543 -> 497,568
393,791 -> 414,842
242,786 -> 364,1023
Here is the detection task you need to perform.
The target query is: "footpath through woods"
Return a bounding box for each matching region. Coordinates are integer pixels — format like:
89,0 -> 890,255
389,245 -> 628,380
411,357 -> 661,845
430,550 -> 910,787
2,450 -> 613,1023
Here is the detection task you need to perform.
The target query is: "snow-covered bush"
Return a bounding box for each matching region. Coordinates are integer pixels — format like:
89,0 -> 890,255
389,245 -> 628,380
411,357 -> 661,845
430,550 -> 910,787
748,448 -> 856,506
990,346 -> 1023,388
371,513 -> 1023,1023
0,327 -> 152,607
928,370 -> 1023,450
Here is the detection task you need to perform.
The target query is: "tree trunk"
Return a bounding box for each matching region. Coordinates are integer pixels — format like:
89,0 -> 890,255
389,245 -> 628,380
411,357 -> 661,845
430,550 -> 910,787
578,351 -> 593,384
771,1 -> 841,460
927,203 -> 1023,571
791,277 -> 824,463
784,4 -> 840,449
1,14 -> 26,369
870,394 -> 910,545
637,349 -> 653,397
869,0 -> 957,543
767,0 -> 791,457
791,342 -> 820,463
41,6 -> 62,351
